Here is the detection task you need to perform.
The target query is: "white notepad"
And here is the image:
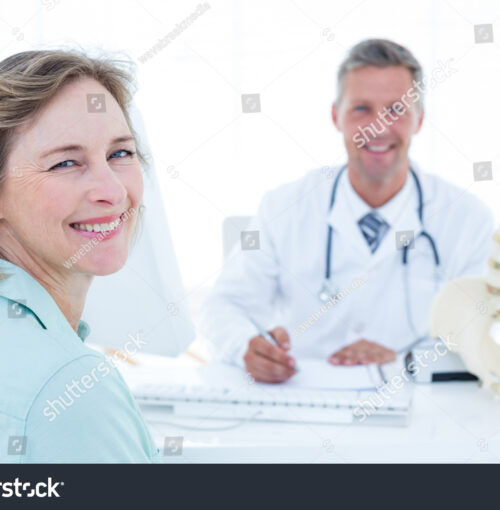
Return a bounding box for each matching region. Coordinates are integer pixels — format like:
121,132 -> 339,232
284,359 -> 383,391
121,358 -> 383,392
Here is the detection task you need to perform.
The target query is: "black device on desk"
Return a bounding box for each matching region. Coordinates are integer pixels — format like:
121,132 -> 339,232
405,345 -> 478,383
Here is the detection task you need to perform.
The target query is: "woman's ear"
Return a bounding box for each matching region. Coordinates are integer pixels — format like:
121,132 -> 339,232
0,184 -> 4,219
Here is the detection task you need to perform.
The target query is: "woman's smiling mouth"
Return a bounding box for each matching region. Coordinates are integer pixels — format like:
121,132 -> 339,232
69,213 -> 126,240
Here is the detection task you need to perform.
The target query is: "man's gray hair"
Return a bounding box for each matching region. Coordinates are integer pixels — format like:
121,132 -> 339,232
336,39 -> 424,110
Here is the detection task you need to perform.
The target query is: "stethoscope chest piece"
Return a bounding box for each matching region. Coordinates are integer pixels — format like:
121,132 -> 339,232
318,280 -> 338,303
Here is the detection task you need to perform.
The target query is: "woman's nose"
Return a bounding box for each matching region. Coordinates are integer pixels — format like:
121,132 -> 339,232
86,162 -> 128,206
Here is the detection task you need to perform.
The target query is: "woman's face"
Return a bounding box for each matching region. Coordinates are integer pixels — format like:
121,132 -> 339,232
0,77 -> 143,276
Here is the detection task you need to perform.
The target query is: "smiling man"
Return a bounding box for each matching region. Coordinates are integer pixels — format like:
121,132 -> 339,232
201,39 -> 494,383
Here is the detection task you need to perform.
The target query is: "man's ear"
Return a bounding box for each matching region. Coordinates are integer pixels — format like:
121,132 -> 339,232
413,106 -> 425,134
331,102 -> 341,131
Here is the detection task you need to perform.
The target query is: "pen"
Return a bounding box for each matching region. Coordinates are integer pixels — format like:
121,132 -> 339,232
248,317 -> 299,372
105,347 -> 138,366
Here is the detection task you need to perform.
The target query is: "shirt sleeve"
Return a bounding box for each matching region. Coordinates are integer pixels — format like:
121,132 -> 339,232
200,191 -> 283,366
23,354 -> 159,463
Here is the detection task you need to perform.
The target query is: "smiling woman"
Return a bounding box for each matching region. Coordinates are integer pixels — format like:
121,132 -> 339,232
0,50 -> 159,463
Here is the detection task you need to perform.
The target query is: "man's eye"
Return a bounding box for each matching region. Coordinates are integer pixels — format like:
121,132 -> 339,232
50,160 -> 76,170
109,149 -> 135,159
354,106 -> 367,112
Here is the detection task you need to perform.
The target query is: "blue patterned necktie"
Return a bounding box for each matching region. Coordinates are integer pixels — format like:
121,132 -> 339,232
358,211 -> 390,253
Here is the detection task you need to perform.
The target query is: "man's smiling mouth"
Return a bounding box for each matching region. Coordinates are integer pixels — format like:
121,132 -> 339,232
363,143 -> 397,155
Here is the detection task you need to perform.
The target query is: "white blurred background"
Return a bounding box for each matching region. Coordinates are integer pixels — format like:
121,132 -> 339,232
1,0 -> 499,334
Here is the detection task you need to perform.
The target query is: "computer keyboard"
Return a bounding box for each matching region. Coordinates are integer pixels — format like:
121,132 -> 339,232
133,382 -> 412,426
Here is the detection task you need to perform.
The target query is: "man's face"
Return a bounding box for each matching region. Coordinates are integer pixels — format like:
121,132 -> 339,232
332,65 -> 424,183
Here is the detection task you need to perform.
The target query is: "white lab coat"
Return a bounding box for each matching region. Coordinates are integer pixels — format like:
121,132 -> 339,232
200,164 -> 494,366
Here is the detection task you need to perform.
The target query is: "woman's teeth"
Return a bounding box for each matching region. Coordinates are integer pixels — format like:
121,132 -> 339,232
72,218 -> 121,233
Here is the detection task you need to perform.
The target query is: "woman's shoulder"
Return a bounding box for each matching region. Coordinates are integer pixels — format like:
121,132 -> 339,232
1,342 -> 158,463
0,296 -> 105,420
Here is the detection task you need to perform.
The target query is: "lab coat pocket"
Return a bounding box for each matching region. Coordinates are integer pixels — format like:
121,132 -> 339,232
406,274 -> 438,336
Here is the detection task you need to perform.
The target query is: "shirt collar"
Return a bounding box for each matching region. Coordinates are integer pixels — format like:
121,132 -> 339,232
328,166 -> 420,229
375,172 -> 414,225
327,165 -> 424,262
0,259 -> 90,342
342,168 -> 414,225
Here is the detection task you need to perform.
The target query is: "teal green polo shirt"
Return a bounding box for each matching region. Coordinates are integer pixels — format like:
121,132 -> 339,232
0,259 -> 160,463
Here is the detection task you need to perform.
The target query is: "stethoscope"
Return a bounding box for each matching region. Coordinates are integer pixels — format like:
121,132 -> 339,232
318,164 -> 441,338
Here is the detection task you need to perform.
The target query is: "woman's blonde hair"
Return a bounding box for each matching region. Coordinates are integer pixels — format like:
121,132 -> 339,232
0,49 -> 146,276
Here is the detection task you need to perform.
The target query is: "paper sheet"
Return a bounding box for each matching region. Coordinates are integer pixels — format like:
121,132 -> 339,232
121,357 -> 383,392
283,358 -> 382,390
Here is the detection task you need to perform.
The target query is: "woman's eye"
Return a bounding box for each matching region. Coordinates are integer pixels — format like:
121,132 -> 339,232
354,105 -> 367,112
50,160 -> 76,170
109,149 -> 135,159
48,150 -> 135,170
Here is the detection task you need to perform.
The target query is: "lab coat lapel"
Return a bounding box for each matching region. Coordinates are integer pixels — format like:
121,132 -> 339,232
370,189 -> 422,267
326,184 -> 372,262
326,166 -> 428,268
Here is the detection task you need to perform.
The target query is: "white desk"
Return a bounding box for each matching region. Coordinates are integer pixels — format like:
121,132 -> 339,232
119,354 -> 500,463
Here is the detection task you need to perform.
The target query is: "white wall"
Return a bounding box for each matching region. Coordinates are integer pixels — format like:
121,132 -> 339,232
1,0 -> 499,312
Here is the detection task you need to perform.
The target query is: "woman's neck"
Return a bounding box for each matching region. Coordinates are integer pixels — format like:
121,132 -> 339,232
0,235 -> 92,332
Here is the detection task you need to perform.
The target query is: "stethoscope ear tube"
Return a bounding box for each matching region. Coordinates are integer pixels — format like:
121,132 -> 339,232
318,165 -> 441,334
402,231 -> 440,266
324,165 -> 347,282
